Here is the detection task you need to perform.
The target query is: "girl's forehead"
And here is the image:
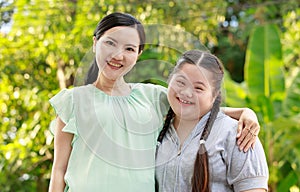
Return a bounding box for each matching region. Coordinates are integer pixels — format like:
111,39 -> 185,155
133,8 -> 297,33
174,64 -> 214,85
179,64 -> 210,77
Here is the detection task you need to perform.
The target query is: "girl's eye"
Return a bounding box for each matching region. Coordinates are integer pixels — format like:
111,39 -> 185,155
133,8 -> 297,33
176,80 -> 185,86
195,87 -> 204,91
195,86 -> 206,93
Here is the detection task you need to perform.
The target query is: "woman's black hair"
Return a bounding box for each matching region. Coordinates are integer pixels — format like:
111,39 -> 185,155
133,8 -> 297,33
85,12 -> 146,84
156,50 -> 224,192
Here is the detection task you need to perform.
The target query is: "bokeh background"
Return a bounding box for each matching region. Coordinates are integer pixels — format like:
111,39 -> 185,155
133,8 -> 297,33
1,0 -> 300,191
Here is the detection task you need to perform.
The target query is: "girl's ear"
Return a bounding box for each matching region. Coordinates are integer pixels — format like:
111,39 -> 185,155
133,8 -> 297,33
93,36 -> 97,53
213,91 -> 221,103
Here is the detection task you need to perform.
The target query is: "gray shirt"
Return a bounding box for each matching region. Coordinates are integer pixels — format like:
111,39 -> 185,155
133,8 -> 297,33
155,112 -> 269,192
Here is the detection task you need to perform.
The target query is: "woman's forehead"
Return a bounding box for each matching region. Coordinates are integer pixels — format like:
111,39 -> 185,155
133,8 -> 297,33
102,26 -> 140,42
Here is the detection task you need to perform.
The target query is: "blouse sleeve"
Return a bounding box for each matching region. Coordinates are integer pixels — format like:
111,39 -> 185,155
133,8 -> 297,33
226,133 -> 269,191
155,85 -> 169,117
49,88 -> 78,144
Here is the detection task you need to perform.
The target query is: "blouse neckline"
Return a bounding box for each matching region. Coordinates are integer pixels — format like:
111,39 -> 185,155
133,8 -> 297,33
88,83 -> 138,98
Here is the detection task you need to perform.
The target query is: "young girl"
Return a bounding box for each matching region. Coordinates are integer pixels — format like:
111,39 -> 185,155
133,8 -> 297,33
49,13 -> 262,192
155,50 -> 269,192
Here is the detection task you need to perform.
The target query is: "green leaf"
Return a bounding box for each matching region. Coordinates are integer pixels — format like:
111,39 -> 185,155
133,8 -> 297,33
283,70 -> 300,115
223,70 -> 247,107
245,24 -> 285,100
277,170 -> 298,192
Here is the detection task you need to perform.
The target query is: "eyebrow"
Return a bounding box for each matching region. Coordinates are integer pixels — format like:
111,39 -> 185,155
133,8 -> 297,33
106,36 -> 138,48
176,74 -> 207,87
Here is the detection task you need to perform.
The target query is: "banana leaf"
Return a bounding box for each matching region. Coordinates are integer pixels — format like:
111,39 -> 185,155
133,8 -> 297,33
244,24 -> 285,101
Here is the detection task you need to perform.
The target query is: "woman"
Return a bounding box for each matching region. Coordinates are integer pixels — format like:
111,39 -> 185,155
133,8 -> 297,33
155,50 -> 269,191
49,13 -> 261,192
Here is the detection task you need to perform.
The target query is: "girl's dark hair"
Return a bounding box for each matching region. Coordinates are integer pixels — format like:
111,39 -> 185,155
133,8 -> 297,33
85,12 -> 146,84
157,50 -> 224,192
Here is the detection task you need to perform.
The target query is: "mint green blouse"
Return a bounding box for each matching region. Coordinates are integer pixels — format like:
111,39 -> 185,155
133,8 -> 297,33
50,84 -> 168,192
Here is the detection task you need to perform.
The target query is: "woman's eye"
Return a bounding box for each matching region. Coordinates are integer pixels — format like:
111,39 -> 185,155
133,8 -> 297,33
105,40 -> 115,46
126,47 -> 136,52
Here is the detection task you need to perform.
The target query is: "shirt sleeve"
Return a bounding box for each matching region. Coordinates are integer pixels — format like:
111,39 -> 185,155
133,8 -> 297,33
226,134 -> 269,191
49,88 -> 78,144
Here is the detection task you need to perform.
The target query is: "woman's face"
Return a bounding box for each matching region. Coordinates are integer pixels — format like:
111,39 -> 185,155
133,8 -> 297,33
167,63 -> 216,121
93,26 -> 141,81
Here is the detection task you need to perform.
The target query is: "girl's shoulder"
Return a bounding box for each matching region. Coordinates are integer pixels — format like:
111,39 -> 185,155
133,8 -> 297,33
215,111 -> 239,133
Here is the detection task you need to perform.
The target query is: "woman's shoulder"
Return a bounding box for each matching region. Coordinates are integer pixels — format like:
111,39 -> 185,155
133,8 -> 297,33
131,83 -> 167,96
133,83 -> 166,90
50,85 -> 93,103
52,84 -> 90,94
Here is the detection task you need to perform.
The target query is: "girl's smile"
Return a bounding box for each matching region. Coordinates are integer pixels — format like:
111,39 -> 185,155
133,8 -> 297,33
177,97 -> 193,105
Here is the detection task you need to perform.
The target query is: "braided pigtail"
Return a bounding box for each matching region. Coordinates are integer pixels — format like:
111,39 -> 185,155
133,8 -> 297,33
157,107 -> 175,143
155,107 -> 174,192
192,94 -> 221,192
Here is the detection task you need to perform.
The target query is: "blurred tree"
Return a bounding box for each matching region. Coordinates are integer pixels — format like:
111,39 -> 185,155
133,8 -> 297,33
0,1 -> 228,190
0,0 -> 299,191
0,0 -> 79,191
225,23 -> 300,191
0,0 -> 14,32
215,0 -> 300,82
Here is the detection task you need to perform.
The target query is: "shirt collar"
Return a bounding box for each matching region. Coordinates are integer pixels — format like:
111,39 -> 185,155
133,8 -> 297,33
168,111 -> 212,141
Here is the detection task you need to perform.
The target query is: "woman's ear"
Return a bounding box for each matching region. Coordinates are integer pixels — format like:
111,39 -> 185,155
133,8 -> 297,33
93,36 -> 97,53
138,50 -> 143,57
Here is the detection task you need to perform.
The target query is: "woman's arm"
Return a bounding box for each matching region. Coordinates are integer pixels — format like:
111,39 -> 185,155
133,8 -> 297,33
222,107 -> 260,152
48,117 -> 73,192
242,189 -> 267,192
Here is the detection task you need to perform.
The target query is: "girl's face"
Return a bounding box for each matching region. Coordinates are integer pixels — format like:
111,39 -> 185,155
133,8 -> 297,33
93,26 -> 141,81
167,63 -> 216,121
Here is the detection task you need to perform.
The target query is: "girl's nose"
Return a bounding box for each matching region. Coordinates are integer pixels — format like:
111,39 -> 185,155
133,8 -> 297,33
180,87 -> 193,98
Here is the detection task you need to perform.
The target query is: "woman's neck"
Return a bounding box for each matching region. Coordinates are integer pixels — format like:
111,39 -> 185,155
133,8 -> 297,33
93,73 -> 131,96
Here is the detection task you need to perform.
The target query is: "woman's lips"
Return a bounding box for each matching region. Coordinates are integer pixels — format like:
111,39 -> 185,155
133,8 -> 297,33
107,61 -> 122,68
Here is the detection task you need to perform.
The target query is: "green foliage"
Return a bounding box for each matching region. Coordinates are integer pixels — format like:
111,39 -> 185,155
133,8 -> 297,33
225,23 -> 300,191
0,1 -> 14,29
0,0 -> 299,191
283,71 -> 300,116
245,24 -> 285,103
0,1 -> 227,191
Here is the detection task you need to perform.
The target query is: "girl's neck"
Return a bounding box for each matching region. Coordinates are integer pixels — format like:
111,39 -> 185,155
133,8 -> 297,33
173,117 -> 199,146
93,74 -> 131,96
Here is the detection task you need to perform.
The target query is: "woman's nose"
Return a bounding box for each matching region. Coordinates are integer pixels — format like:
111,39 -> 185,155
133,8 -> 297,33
112,49 -> 124,60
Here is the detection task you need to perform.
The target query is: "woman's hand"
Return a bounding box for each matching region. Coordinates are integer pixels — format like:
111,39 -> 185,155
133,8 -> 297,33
236,108 -> 260,152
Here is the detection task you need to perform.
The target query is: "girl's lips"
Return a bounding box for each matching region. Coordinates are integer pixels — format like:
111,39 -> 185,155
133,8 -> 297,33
177,97 -> 193,104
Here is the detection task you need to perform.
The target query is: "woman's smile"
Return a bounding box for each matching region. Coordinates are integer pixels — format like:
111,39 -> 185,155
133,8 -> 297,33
107,61 -> 123,68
